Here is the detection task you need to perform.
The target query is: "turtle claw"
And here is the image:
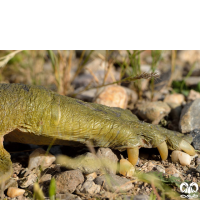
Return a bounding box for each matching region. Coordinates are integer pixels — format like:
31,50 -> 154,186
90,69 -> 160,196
179,140 -> 196,156
157,141 -> 168,160
127,147 -> 139,166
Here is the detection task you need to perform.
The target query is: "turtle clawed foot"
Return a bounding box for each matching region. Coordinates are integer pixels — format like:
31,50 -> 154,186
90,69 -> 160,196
126,139 -> 196,166
126,141 -> 168,166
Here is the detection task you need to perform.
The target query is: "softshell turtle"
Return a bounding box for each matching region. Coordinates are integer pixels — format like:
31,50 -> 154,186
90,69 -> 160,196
0,83 -> 195,184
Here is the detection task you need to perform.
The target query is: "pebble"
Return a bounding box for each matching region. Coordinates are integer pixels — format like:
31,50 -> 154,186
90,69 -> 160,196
28,148 -> 56,170
187,90 -> 200,101
164,93 -> 185,106
55,169 -> 84,194
165,165 -> 180,177
56,193 -> 82,200
179,50 -> 200,64
94,174 -> 134,193
171,150 -> 191,166
80,180 -> 101,194
18,169 -> 38,188
179,99 -> 200,133
133,195 -> 150,200
137,101 -> 170,124
96,148 -> 118,174
184,77 -> 200,87
7,187 -> 25,198
94,85 -> 128,109
195,165 -> 200,173
85,172 -> 97,181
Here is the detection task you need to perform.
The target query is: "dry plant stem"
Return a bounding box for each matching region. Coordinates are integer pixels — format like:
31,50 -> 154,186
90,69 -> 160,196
103,60 -> 113,85
168,50 -> 177,87
1,182 -> 5,199
86,67 -> 99,84
86,140 -> 96,155
72,72 -> 159,97
64,50 -> 73,95
157,141 -> 168,160
151,182 -> 161,200
127,147 -> 139,166
0,50 -> 23,68
71,50 -> 86,82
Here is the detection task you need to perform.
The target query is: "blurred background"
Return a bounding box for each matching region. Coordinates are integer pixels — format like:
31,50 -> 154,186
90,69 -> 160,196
0,50 -> 199,100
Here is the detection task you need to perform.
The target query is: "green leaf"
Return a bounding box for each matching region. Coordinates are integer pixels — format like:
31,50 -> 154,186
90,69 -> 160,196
49,178 -> 56,200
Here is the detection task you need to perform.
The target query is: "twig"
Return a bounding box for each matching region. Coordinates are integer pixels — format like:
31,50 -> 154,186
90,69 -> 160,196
151,182 -> 161,200
0,50 -> 22,68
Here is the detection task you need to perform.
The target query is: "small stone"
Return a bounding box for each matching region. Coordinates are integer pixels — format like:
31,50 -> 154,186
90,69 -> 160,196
171,150 -> 191,166
28,148 -> 56,170
18,169 -> 37,188
55,169 -> 84,194
187,90 -> 200,101
195,165 -> 200,173
80,180 -> 101,194
96,148 -> 118,174
179,99 -> 200,133
85,172 -> 97,181
7,187 -> 25,198
94,85 -> 128,109
164,93 -> 185,106
154,165 -> 165,173
187,174 -> 191,178
165,165 -> 180,177
133,195 -> 150,200
56,193 -> 82,200
39,174 -> 52,183
137,101 -> 170,124
196,156 -> 200,165
185,77 -> 200,87
94,174 -> 134,193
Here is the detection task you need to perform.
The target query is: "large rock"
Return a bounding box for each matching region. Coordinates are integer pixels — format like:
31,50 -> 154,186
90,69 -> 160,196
55,169 -> 84,194
190,129 -> 200,150
179,99 -> 200,133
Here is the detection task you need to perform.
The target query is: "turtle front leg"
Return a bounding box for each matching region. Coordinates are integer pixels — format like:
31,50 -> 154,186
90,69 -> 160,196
0,137 -> 13,198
